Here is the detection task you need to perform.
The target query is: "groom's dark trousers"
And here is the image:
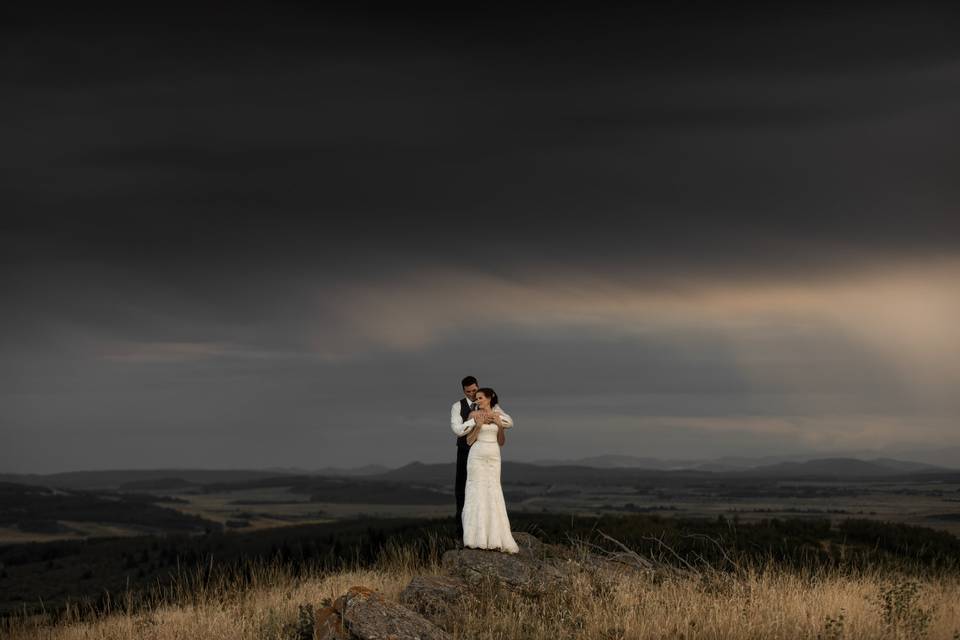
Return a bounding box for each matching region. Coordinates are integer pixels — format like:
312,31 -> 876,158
455,441 -> 470,538
454,398 -> 473,539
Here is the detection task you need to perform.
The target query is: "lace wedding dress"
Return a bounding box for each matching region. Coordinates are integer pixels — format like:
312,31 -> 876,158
462,414 -> 519,553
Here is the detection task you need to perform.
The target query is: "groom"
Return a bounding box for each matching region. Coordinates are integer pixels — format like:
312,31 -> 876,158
450,375 -> 513,540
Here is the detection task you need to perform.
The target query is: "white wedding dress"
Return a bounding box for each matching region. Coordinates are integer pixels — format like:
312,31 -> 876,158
462,412 -> 519,553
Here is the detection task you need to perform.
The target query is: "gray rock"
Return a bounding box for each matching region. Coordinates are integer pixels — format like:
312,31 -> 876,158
336,585 -> 452,640
399,575 -> 473,619
441,537 -> 567,595
511,531 -> 546,556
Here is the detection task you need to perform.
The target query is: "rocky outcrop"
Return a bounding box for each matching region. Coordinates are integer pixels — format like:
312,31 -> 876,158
314,602 -> 349,640
441,545 -> 567,594
399,575 -> 474,618
341,586 -> 452,640
315,531 -> 644,639
511,531 -> 547,556
316,585 -> 451,640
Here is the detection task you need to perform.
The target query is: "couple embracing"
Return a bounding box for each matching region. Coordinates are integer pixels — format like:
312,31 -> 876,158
450,375 -> 520,554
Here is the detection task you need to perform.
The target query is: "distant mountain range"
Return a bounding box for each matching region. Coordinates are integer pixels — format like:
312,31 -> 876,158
260,465 -> 391,477
531,451 -> 960,472
312,465 -> 391,477
886,446 -> 960,470
530,455 -> 700,470
0,469 -> 296,491
374,457 -> 958,486
2,453 -> 957,491
734,457 -> 947,477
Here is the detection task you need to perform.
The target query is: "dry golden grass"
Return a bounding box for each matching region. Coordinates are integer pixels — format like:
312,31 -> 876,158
5,540 -> 960,640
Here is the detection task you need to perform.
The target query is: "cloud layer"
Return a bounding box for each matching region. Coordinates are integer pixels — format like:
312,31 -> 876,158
2,4 -> 959,471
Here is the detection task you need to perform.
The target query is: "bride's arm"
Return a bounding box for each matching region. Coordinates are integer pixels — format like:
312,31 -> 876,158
493,407 -> 510,446
493,406 -> 513,428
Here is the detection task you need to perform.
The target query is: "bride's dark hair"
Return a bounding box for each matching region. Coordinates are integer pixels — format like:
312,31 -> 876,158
477,387 -> 499,408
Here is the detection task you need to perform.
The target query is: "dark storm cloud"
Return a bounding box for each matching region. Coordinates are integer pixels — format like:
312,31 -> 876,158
3,3 -> 959,278
3,4 -> 960,471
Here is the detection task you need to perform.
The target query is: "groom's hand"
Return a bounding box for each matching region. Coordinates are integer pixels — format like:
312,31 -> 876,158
473,410 -> 494,423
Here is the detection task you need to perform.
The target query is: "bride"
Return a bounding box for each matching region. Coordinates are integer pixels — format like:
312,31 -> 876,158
461,387 -> 519,554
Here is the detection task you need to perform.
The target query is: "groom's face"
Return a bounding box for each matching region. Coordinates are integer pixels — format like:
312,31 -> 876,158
463,383 -> 479,402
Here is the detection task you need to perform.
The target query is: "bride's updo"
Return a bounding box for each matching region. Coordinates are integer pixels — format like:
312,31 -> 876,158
478,387 -> 499,408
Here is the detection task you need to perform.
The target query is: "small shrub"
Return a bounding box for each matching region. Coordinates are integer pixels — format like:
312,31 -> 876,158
291,603 -> 314,640
818,609 -> 845,640
875,580 -> 934,639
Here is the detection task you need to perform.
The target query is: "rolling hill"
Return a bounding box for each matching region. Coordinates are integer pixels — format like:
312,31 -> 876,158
0,469 -> 296,491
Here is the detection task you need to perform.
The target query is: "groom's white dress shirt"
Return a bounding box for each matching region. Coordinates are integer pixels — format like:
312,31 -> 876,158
451,397 -> 513,437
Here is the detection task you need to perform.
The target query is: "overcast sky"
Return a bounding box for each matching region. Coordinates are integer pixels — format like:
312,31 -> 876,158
3,5 -> 959,473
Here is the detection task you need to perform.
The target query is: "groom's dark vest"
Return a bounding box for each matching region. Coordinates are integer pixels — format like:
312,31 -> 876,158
457,398 -> 474,449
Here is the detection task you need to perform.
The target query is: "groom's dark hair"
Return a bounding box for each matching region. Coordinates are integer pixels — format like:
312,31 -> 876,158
461,375 -> 478,388
478,387 -> 498,407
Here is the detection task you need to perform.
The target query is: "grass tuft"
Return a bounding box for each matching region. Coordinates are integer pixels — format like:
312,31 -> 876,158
4,534 -> 960,639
